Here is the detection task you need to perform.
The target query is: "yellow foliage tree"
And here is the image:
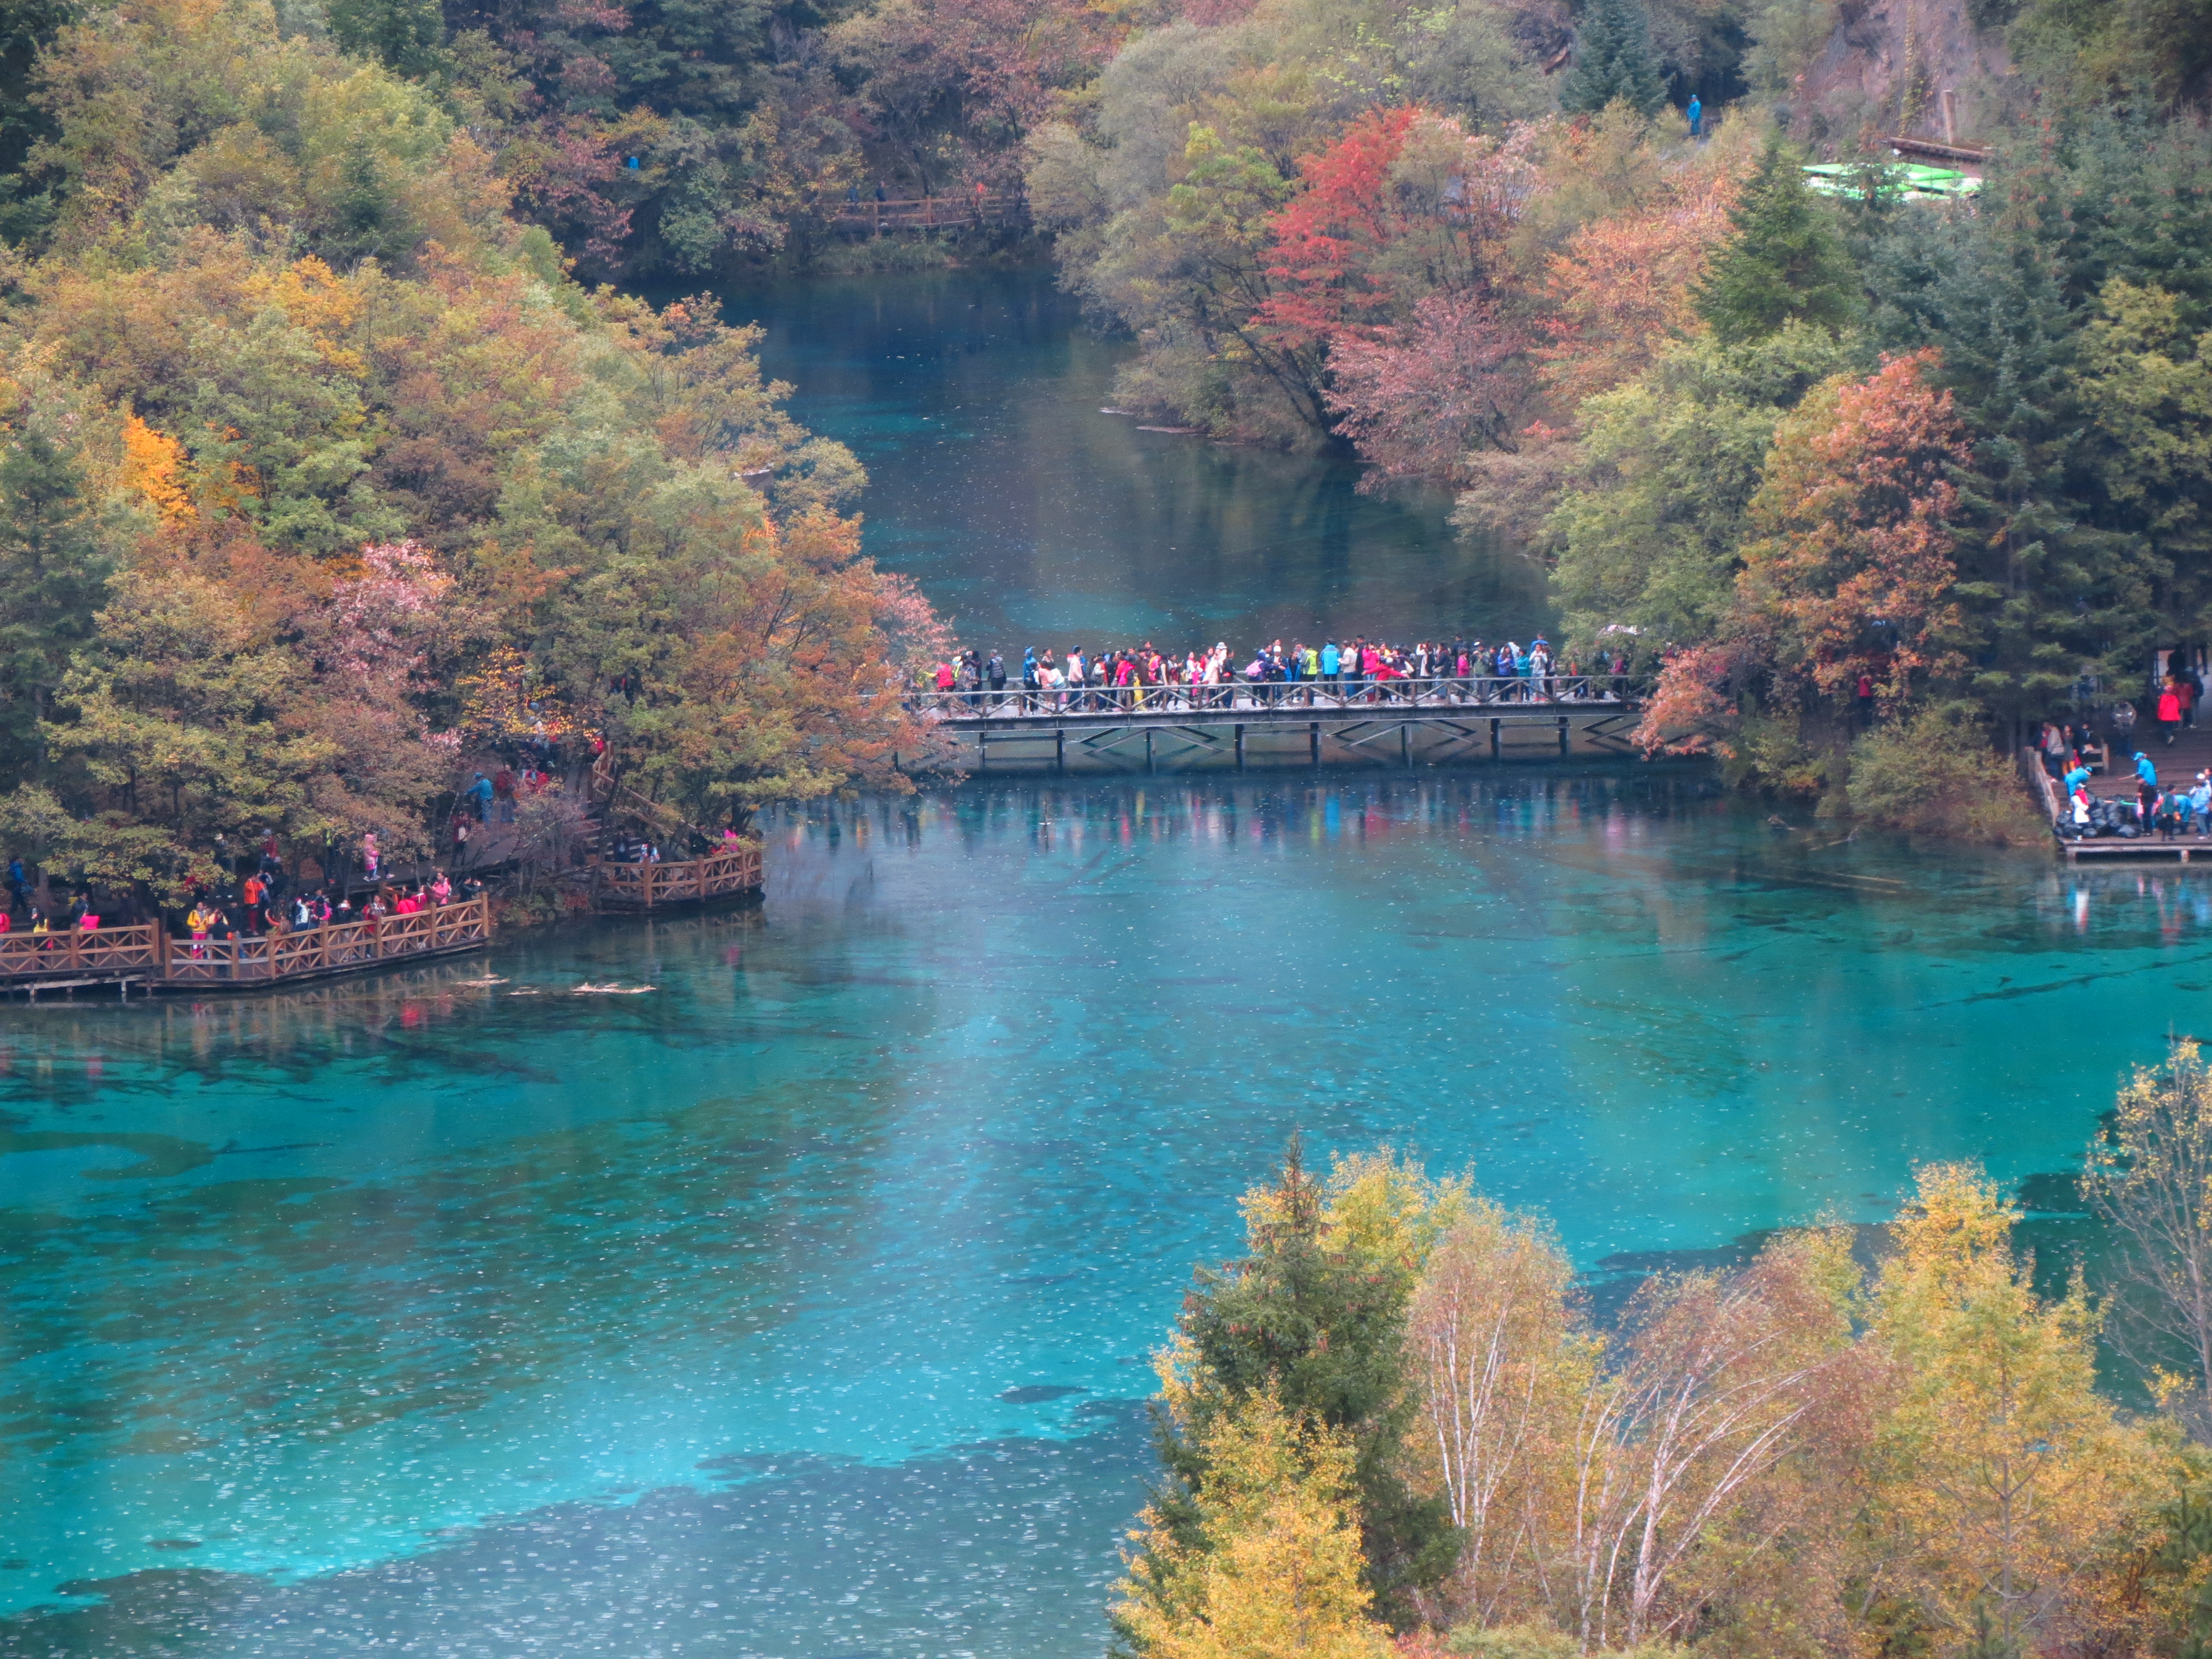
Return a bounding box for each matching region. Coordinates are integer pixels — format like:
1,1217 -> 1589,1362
118,413 -> 194,524
1866,1161 -> 2155,1655
1117,1390 -> 1394,1659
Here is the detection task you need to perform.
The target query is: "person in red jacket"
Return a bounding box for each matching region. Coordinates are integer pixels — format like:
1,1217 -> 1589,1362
2158,677 -> 2184,747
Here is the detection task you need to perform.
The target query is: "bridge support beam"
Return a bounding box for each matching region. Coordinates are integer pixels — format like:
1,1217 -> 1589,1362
1235,724 -> 1246,772
1401,724 -> 1412,769
1310,722 -> 1321,768
1056,729 -> 1065,773
1490,718 -> 1501,759
1558,716 -> 1569,756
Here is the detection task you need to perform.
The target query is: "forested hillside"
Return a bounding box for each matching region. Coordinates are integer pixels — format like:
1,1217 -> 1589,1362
0,0 -> 952,905
1016,0 -> 2210,828
0,0 -> 2208,892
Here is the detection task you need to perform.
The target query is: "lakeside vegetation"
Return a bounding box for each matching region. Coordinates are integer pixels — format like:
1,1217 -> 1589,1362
0,0 -> 958,906
1123,1043 -> 2212,1659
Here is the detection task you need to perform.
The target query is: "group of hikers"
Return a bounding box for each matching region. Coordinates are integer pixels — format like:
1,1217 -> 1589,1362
924,636 -> 1634,711
2041,715 -> 2212,841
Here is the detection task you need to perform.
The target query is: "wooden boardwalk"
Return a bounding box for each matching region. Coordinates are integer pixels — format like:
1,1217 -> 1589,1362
594,845 -> 763,908
909,675 -> 1642,773
827,194 -> 1025,236
0,896 -> 494,998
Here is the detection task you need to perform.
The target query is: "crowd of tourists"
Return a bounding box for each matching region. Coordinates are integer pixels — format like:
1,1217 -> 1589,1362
1,828 -> 485,954
921,635 -> 1635,710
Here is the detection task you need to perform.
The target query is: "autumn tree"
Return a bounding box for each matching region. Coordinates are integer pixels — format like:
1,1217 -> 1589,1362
1534,166 -> 1738,410
1548,323 -> 1866,667
1326,292 -> 1531,484
566,505 -> 946,833
44,564 -> 335,895
2088,1040 -> 2212,1443
1635,351 -> 1969,758
1550,1231 -> 1864,1649
1406,1200 -> 1592,1627
1126,1140 -> 1464,1637
1866,1162 -> 2155,1657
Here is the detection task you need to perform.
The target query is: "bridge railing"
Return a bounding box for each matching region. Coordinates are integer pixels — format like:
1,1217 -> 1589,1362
907,674 -> 1641,720
0,921 -> 166,980
160,896 -> 493,986
5,897 -> 494,988
828,194 -> 1026,233
596,844 -> 763,907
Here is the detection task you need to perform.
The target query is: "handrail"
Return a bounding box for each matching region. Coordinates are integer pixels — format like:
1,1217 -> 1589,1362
907,674 -> 1642,720
0,921 -> 165,980
6,896 -> 493,987
828,194 -> 1025,230
597,844 -> 763,907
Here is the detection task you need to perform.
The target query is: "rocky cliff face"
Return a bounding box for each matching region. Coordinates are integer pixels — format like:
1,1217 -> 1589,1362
1785,0 -> 2010,152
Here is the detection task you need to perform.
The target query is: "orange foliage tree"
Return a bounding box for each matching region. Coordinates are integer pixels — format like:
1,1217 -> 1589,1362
1534,170 -> 1738,412
1636,352 -> 1970,754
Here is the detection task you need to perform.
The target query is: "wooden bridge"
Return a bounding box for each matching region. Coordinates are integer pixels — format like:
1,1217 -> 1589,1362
0,896 -> 493,999
906,675 -> 1645,773
828,194 -> 1026,236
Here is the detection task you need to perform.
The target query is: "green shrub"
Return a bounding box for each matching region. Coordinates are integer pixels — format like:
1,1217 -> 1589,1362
1445,1625 -> 1578,1659
1843,707 -> 2046,844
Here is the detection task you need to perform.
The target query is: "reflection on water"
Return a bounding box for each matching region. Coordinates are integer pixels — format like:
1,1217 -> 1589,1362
730,267 -> 1552,651
1,774 -> 2202,1655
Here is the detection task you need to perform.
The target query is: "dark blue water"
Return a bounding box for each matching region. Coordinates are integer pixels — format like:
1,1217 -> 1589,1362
732,267 -> 1552,654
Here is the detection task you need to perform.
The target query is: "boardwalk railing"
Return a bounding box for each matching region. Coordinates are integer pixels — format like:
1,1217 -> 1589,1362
829,194 -> 1025,234
910,674 -> 1640,721
3,897 -> 492,990
596,844 -> 764,907
0,921 -> 167,981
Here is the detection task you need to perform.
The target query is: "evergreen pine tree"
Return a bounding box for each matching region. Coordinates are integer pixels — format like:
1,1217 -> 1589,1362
1120,1138 -> 1457,1646
0,429 -> 111,782
326,0 -> 443,78
1691,135 -> 1861,344
1557,0 -> 1668,118
1863,123 -> 2174,743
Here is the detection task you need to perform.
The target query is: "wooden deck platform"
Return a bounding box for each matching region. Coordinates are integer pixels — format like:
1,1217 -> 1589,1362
2024,742 -> 2212,863
0,896 -> 492,996
593,844 -> 764,908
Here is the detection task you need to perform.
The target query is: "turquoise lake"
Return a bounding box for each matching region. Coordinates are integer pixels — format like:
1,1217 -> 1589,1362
0,270 -> 2199,1658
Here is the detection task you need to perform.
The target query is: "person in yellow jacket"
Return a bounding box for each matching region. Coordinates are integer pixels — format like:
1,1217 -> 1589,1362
186,902 -> 215,958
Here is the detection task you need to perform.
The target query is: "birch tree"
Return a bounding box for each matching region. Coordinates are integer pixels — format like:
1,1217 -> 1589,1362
2086,1039 -> 2212,1442
1407,1201 -> 1592,1626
